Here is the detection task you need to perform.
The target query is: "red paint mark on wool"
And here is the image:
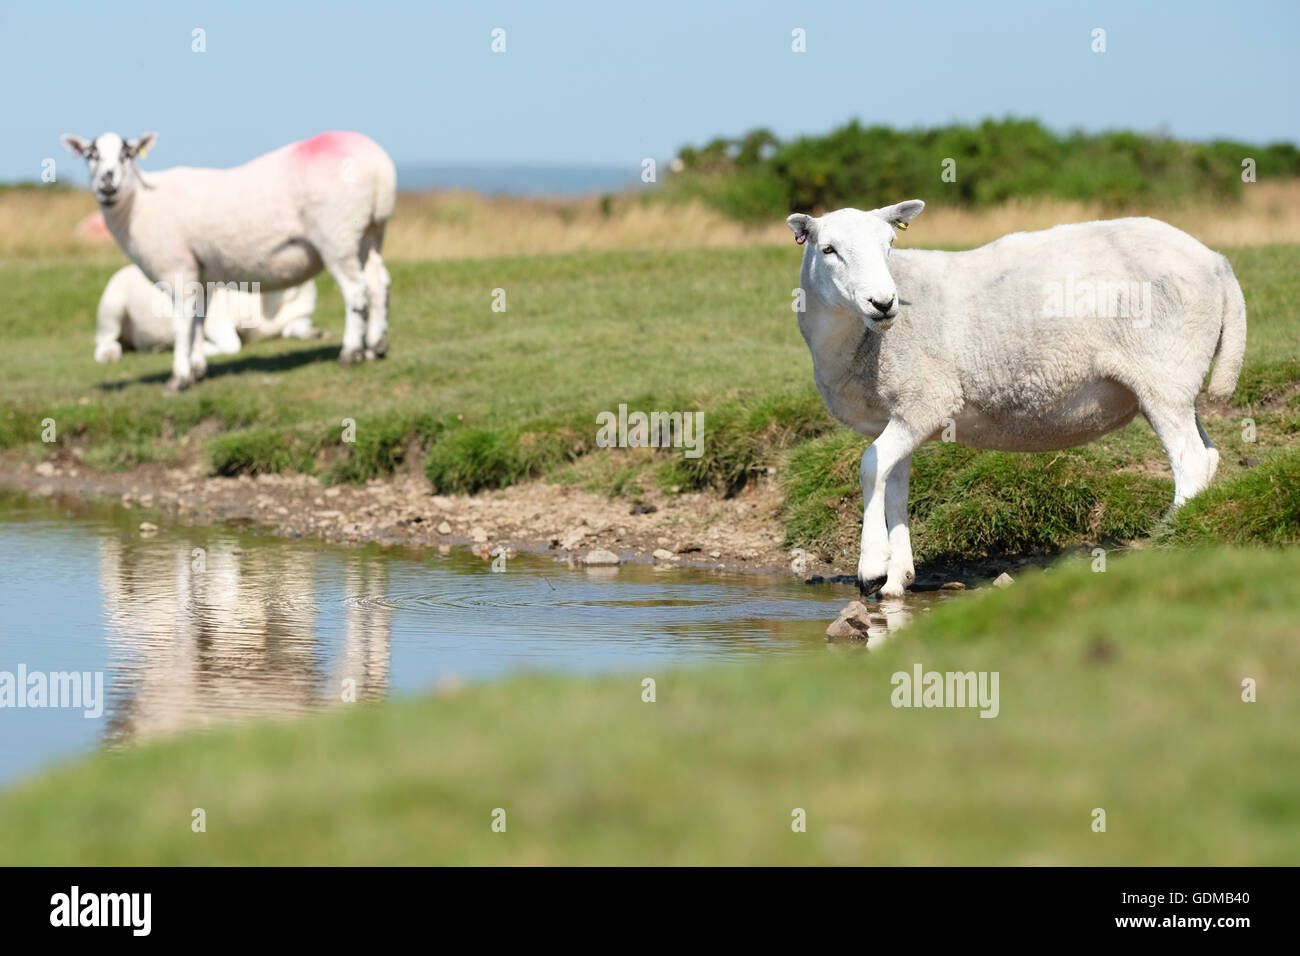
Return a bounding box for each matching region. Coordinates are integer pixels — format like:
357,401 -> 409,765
292,131 -> 359,161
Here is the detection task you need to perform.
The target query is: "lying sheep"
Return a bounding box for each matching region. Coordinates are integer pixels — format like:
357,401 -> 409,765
787,202 -> 1247,598
61,130 -> 395,392
94,265 -> 321,363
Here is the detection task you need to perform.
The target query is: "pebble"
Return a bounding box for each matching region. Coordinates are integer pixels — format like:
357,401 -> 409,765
992,572 -> 1015,589
582,549 -> 621,567
826,601 -> 873,640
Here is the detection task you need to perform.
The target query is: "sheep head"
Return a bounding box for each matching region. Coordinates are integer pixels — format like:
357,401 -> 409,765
60,132 -> 158,207
788,201 -> 925,330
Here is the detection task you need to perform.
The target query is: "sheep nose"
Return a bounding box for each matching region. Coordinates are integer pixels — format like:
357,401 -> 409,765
869,296 -> 895,313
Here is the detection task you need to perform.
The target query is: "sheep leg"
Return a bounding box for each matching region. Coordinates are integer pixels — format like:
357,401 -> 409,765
281,316 -> 323,340
189,308 -> 208,381
1144,400 -> 1215,510
880,454 -> 915,599
1195,411 -> 1220,485
94,284 -> 126,363
164,275 -> 200,394
203,314 -> 243,356
326,258 -> 369,366
362,246 -> 390,359
857,420 -> 919,596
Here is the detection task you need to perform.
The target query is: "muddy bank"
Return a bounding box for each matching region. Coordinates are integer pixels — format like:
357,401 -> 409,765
0,454 -> 1048,589
1,454 -> 805,576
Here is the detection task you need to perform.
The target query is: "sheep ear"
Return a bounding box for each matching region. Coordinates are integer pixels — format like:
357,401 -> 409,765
61,134 -> 91,157
130,132 -> 158,158
786,213 -> 815,245
881,200 -> 925,229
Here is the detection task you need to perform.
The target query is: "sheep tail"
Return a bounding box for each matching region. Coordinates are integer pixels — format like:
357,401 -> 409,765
1206,257 -> 1247,401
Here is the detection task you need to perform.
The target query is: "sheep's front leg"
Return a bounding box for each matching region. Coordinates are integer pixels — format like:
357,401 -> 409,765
881,454 -> 915,599
857,421 -> 918,597
165,275 -> 200,394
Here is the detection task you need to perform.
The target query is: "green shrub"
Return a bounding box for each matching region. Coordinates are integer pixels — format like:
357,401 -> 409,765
669,118 -> 1300,221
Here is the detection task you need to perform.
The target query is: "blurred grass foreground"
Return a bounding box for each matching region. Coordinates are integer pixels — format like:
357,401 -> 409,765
0,545 -> 1294,865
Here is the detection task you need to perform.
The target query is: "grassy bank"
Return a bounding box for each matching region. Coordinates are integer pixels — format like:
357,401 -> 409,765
2,242 -> 1298,565
0,545 -> 1294,865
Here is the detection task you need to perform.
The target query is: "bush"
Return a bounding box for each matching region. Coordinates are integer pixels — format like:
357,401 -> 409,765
669,118 -> 1300,221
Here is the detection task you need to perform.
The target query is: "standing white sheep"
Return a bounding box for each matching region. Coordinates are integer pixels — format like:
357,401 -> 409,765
94,264 -> 320,363
787,203 -> 1247,598
61,130 -> 396,392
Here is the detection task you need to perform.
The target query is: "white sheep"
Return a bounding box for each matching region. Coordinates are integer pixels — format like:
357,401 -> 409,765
94,264 -> 321,363
787,203 -> 1247,598
61,130 -> 396,392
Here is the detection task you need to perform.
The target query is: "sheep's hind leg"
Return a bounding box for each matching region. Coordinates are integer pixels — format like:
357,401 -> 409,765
362,238 -> 390,360
189,311 -> 208,382
857,421 -> 919,596
1144,400 -> 1215,510
325,257 -> 370,366
1196,410 -> 1220,484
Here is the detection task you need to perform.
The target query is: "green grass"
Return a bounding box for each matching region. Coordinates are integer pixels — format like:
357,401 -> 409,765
2,244 -> 1298,563
782,430 -> 1176,564
1168,449 -> 1300,545
0,545 -> 1294,865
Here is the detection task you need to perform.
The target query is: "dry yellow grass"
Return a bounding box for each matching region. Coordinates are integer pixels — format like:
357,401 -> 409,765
901,181 -> 1300,248
5,180 -> 1300,264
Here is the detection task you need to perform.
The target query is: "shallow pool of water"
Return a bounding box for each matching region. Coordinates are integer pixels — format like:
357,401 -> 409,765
0,490 -> 949,786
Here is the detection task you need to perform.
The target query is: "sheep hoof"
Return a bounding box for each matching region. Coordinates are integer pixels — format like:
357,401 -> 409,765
338,348 -> 364,367
163,375 -> 192,395
365,337 -> 388,360
857,574 -> 886,598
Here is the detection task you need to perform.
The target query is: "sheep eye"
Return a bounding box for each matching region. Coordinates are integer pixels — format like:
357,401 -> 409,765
821,244 -> 835,255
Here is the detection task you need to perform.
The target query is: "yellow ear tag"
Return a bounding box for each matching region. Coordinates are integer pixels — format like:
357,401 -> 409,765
896,220 -> 908,230
139,147 -> 148,159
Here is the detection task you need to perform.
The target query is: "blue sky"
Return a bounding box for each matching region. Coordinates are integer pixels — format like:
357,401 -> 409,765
2,0 -> 1297,182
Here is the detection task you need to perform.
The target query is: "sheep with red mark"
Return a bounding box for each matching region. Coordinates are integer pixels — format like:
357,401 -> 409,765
61,130 -> 396,392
